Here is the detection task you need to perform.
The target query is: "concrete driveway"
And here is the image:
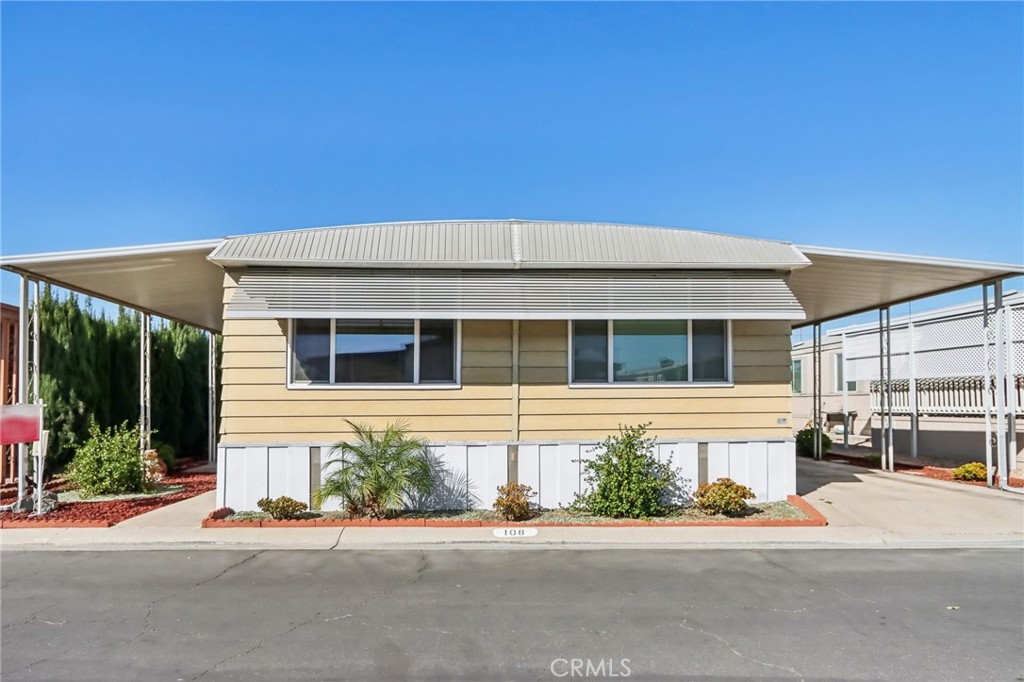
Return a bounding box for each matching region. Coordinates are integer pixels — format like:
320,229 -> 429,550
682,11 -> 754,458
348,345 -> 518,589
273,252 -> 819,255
796,458 -> 1024,540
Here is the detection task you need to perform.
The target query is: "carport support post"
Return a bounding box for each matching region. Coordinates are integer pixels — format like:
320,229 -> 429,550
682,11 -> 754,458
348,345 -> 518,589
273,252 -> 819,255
885,306 -> 895,472
993,282 -> 1007,483
982,284 -> 994,486
207,331 -> 217,462
31,279 -> 43,515
813,323 -> 823,459
841,333 -> 849,448
908,317 -> 918,459
878,308 -> 887,470
16,276 -> 29,501
139,312 -> 151,455
1003,291 -> 1018,477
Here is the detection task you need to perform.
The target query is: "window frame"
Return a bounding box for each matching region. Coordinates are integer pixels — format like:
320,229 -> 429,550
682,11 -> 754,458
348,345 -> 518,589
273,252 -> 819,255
567,319 -> 733,388
791,358 -> 803,394
286,318 -> 462,390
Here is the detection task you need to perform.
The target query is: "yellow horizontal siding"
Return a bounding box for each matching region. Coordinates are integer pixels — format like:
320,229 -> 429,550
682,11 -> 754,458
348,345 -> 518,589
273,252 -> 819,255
221,383 -> 512,402
520,396 -> 792,415
520,412 -> 788,431
219,317 -> 515,442
221,352 -> 286,369
223,336 -> 286,353
518,383 -> 791,399
225,415 -> 510,434
221,398 -> 512,418
217,314 -> 792,444
517,427 -> 793,440
220,430 -> 502,445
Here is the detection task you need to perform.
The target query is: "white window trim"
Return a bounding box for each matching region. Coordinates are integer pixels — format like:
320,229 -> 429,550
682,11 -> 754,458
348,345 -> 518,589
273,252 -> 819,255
792,357 -> 803,394
286,318 -> 462,390
567,319 -> 733,388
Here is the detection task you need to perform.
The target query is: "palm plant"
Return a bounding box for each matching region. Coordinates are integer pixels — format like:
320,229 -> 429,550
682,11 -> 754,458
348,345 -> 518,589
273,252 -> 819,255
316,420 -> 434,519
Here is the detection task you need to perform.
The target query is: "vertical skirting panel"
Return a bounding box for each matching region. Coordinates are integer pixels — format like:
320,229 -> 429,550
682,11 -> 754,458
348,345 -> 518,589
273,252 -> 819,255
537,444 -> 560,509
268,446 -> 311,504
657,442 -> 699,504
745,442 -> 769,502
217,438 -> 796,512
518,444 -> 541,502
215,446 -> 227,508
766,441 -> 794,501
707,442 -> 731,482
577,443 -> 599,497
556,443 -> 580,506
467,444 -> 507,509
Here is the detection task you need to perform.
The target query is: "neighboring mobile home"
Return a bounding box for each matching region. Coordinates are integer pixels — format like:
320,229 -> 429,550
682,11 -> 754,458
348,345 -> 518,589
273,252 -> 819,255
4,220 -> 1021,510
792,293 -> 1024,466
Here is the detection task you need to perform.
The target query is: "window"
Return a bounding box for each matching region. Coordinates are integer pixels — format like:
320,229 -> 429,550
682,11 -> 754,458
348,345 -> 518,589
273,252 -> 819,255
692,320 -> 728,382
571,320 -> 608,383
290,319 -> 458,386
291,319 -> 331,384
570,320 -> 730,384
834,353 -> 855,392
791,358 -> 803,393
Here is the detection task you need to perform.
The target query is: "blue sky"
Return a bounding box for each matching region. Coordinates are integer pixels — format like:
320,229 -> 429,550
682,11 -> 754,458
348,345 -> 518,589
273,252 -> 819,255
2,2 -> 1021,325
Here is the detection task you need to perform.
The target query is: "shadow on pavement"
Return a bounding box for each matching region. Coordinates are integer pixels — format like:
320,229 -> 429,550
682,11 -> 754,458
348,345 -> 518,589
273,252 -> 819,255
796,458 -> 868,496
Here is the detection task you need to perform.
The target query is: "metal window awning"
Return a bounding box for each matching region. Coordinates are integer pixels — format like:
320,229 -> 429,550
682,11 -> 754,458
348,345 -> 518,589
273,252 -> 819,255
223,268 -> 806,320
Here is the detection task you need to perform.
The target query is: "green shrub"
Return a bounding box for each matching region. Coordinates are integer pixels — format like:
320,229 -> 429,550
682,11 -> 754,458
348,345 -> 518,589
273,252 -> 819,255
256,496 -> 308,519
316,420 -> 434,519
67,420 -> 146,497
494,483 -> 535,521
952,462 -> 987,481
571,423 -> 676,518
152,439 -> 177,471
796,427 -> 832,458
694,478 -> 755,516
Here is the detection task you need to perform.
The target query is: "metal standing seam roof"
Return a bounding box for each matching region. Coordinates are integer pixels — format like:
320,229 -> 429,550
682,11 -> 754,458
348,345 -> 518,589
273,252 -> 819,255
208,220 -> 812,269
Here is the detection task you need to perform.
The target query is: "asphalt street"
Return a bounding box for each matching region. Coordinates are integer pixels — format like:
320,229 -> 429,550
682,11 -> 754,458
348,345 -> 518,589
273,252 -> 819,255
2,548 -> 1021,681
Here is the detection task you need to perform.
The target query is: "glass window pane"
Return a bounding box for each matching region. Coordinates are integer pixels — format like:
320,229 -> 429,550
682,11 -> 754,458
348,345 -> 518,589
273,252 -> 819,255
692,320 -> 728,382
613,320 -> 688,383
572,320 -> 608,382
419,319 -> 456,383
791,359 -> 802,393
335,320 -> 415,383
291,319 -> 331,384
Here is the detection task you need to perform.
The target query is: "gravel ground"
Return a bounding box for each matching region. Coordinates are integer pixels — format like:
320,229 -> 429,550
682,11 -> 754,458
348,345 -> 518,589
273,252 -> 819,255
59,483 -> 185,503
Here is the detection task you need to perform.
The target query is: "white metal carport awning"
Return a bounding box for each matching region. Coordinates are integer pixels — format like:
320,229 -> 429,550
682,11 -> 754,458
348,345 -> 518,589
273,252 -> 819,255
223,268 -> 807,320
0,240 -> 225,332
790,245 -> 1024,327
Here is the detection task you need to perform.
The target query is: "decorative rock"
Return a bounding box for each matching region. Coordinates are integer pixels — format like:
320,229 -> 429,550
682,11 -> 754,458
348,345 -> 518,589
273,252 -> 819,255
36,490 -> 59,514
143,449 -> 168,483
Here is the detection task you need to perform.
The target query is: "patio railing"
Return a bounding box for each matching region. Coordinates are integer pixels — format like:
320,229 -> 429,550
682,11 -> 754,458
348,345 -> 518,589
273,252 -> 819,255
870,376 -> 1024,416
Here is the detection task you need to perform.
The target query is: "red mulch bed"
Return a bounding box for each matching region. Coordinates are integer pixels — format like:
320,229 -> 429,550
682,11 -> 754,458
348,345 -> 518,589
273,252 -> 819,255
0,470 -> 216,527
823,454 -> 1024,488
